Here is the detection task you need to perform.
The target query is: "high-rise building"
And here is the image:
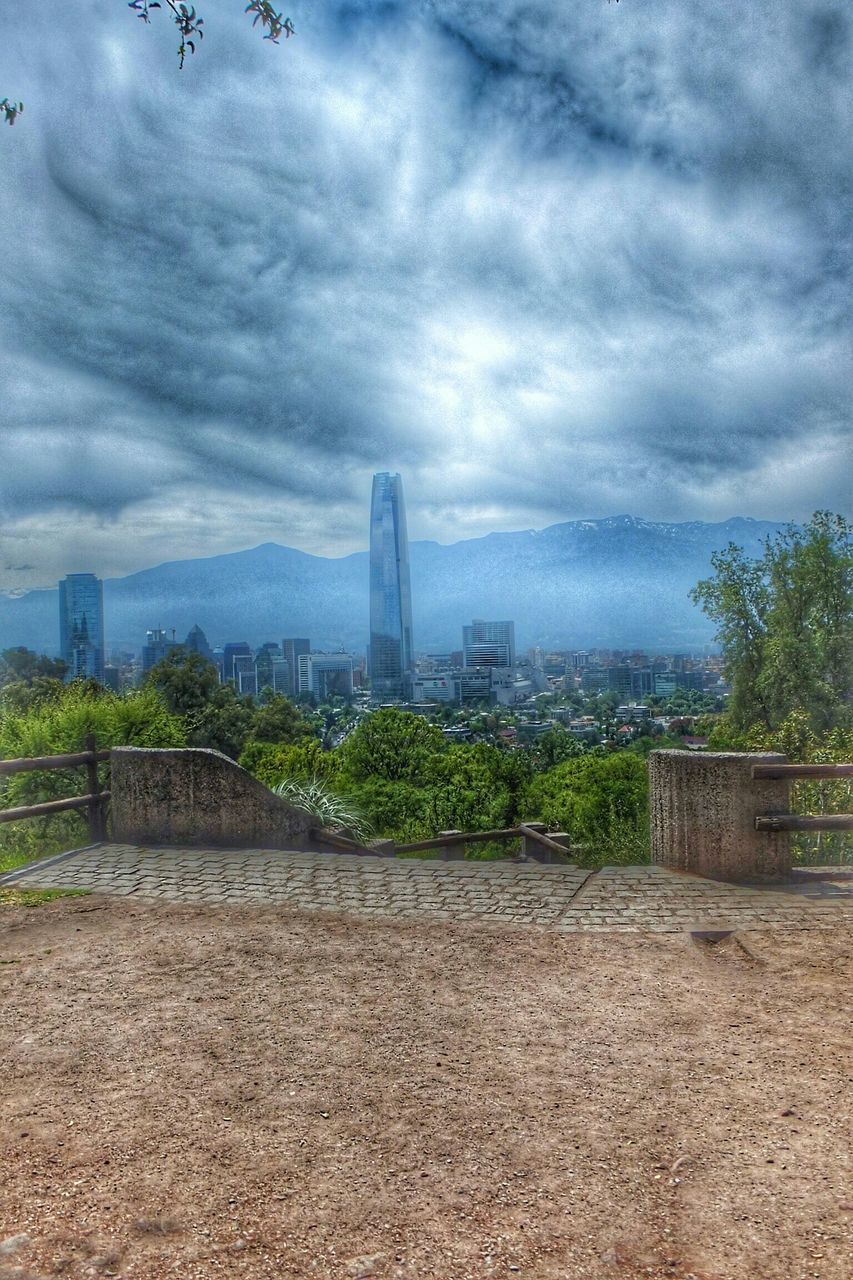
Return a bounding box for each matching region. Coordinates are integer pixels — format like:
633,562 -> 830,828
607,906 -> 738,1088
281,638 -> 310,697
142,628 -> 182,674
184,624 -> 214,665
369,472 -> 414,700
59,574 -> 105,681
297,652 -> 354,700
222,641 -> 253,684
255,642 -> 282,691
462,619 -> 516,668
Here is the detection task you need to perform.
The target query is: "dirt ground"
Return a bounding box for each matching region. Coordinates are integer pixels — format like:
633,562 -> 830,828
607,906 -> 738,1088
0,897 -> 850,1280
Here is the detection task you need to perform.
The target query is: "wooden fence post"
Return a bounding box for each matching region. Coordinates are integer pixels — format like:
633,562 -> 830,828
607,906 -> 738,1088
84,733 -> 104,843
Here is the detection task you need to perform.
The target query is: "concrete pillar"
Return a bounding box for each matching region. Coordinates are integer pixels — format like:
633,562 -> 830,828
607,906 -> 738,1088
648,750 -> 791,881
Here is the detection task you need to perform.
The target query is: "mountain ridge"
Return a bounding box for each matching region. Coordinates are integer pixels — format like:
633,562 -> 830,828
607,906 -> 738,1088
0,515 -> 789,655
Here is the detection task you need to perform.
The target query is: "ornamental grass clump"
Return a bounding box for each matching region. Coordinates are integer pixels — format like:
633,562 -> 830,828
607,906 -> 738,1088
272,777 -> 374,845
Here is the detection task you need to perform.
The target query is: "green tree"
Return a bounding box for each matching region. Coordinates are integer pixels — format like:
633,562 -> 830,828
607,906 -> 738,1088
0,682 -> 185,872
146,650 -> 253,759
691,512 -> 851,732
239,738 -> 337,787
1,647 -> 68,685
524,752 -> 648,861
338,708 -> 445,784
250,692 -> 316,745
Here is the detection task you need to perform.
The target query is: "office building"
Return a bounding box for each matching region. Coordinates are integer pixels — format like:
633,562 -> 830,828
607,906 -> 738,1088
297,652 -> 354,700
271,657 -> 291,695
369,472 -> 414,700
184,624 -> 214,665
281,638 -> 310,697
255,642 -> 282,691
222,642 -> 253,684
142,628 -> 182,674
59,573 -> 105,682
462,620 -> 516,669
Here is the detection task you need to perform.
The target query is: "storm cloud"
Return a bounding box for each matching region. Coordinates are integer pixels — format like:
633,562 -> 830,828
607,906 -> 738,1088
1,0 -> 850,590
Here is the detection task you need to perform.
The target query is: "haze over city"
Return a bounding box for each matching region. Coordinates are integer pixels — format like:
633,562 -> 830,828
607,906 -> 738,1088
2,1 -> 851,594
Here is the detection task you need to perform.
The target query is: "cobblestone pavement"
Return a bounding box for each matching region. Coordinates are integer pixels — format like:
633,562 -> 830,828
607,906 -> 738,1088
4,843 -> 853,932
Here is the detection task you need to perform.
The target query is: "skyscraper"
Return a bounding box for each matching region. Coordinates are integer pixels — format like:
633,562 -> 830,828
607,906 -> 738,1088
281,638 -> 310,698
369,472 -> 414,701
59,573 -> 105,682
462,619 -> 516,668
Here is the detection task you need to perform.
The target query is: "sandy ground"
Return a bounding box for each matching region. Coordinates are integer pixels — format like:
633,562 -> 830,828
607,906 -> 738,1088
0,897 -> 850,1280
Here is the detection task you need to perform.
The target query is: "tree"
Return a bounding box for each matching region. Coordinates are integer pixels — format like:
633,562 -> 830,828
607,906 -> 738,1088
691,512 -> 851,732
146,649 -> 253,759
338,708 -> 445,784
4,2 -> 295,120
524,752 -> 648,851
250,692 -> 315,744
1,648 -> 68,686
128,1 -> 294,69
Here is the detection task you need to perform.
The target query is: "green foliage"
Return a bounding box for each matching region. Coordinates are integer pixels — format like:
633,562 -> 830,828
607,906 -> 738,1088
692,512 -> 851,732
1,647 -> 67,686
422,743 -> 527,833
239,738 -> 338,787
250,693 -> 315,745
339,709 -> 445,784
342,778 -> 433,844
127,0 -> 293,69
0,682 -> 185,873
524,752 -> 648,859
147,650 -> 254,760
528,726 -> 585,772
271,778 -> 374,845
710,710 -> 852,865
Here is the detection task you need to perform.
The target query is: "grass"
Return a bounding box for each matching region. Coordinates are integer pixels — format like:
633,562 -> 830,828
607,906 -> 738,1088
0,887 -> 90,908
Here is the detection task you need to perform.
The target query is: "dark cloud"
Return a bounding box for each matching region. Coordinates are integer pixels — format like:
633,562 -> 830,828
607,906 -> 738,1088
0,0 -> 850,590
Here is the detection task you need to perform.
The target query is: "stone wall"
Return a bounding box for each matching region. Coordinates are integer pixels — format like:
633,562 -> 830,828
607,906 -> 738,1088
110,747 -> 315,849
648,750 -> 792,881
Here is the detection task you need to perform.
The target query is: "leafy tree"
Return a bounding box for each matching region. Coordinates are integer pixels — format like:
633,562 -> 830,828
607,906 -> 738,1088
250,692 -> 315,744
1,647 -> 68,686
527,726 -> 584,772
339,708 -> 445,784
239,737 -> 337,786
0,682 -> 185,872
692,512 -> 851,732
524,752 -> 648,854
146,650 -> 253,758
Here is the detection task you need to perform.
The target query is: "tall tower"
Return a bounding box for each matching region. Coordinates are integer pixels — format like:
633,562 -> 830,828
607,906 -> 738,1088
369,472 -> 414,701
59,573 -> 105,682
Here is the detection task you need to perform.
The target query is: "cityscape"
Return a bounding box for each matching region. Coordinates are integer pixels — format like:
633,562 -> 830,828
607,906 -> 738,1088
40,471 -> 728,752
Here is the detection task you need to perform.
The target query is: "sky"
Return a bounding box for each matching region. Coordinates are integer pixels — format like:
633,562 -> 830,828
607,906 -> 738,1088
1,0 -> 851,592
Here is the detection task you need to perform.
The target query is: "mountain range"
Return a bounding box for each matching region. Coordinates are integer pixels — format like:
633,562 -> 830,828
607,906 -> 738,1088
0,515 -> 788,656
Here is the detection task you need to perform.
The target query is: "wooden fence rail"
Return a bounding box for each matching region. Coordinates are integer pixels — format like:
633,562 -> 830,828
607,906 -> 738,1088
0,735 -> 109,842
751,760 -> 852,836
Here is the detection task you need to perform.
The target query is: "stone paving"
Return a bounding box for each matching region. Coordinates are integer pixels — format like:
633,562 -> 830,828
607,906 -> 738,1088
3,843 -> 853,932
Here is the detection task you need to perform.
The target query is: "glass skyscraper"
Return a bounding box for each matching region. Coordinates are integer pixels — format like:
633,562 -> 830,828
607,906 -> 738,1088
369,472 -> 414,701
59,573 -> 105,682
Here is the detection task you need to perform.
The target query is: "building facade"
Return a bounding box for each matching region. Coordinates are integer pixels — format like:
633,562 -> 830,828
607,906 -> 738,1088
281,639 -> 310,698
59,574 -> 105,681
142,628 -> 182,674
462,619 -> 516,668
297,652 -> 354,700
368,472 -> 414,700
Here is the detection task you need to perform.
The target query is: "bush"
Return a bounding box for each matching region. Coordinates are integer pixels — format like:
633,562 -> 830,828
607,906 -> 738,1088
0,683 -> 185,873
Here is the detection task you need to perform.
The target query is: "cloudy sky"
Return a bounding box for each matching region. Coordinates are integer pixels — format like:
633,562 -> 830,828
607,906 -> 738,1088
1,0 -> 850,591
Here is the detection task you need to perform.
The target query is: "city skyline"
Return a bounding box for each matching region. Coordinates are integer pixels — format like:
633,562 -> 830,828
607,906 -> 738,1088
2,4 -> 849,592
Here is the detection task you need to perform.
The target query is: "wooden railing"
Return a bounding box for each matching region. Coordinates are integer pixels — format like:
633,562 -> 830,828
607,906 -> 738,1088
752,762 -> 853,833
396,822 -> 573,862
0,735 -> 111,842
309,821 -> 575,861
